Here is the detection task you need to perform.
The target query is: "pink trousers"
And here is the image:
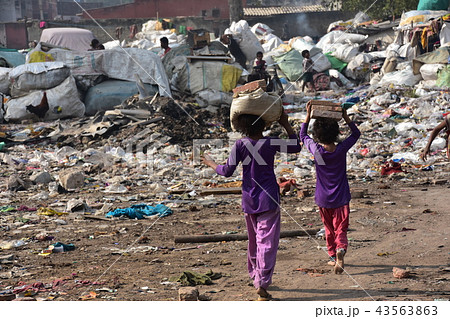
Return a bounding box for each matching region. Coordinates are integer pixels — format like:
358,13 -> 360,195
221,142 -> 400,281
244,210 -> 280,290
318,204 -> 350,257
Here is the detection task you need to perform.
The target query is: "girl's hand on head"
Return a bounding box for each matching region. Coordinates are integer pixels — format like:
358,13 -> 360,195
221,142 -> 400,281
306,101 -> 312,115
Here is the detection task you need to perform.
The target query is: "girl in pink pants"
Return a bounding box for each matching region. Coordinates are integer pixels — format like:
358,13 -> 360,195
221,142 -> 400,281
203,111 -> 301,300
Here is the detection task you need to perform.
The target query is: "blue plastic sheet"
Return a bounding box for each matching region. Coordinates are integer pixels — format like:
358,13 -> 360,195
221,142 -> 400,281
0,51 -> 26,67
106,204 -> 173,219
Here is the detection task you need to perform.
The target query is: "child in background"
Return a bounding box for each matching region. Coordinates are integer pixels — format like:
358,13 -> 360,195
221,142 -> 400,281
299,103 -> 360,274
202,111 -> 301,300
301,50 -> 316,93
254,51 -> 267,72
249,51 -> 269,82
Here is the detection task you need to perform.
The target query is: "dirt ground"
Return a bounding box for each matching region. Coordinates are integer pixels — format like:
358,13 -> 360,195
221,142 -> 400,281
1,170 -> 449,301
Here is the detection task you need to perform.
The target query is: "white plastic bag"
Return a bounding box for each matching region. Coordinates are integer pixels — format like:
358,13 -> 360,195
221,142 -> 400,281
0,67 -> 11,94
4,76 -> 85,122
317,31 -> 367,49
378,65 -> 422,87
329,69 -> 354,88
251,23 -> 274,37
290,37 -> 322,57
419,63 -> 445,81
397,43 -> 416,60
327,43 -> 359,63
440,22 -> 450,46
9,62 -> 70,98
229,20 -> 264,62
102,40 -> 121,50
262,35 -> 283,52
311,53 -> 332,72
195,89 -> 233,107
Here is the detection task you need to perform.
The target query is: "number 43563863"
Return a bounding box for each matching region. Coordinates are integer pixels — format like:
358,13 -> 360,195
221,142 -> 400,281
376,305 -> 438,316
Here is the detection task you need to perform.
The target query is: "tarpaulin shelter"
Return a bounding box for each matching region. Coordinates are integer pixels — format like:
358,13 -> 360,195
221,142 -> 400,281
413,46 -> 450,74
39,28 -> 95,51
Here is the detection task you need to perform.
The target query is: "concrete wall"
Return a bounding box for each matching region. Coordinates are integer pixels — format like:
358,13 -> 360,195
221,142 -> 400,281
24,10 -> 355,47
0,22 -> 27,49
82,0 -> 245,20
6,22 -> 28,49
0,0 -> 21,23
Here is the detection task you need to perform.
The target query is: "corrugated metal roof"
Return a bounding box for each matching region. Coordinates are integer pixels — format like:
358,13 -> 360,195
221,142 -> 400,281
243,5 -> 328,17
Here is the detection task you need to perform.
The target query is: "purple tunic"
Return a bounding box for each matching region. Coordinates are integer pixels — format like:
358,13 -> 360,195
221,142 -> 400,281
216,134 -> 301,214
300,122 -> 360,208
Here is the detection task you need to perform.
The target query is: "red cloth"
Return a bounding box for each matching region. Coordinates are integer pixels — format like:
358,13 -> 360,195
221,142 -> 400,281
129,24 -> 138,39
318,204 -> 350,257
255,59 -> 266,71
277,178 -> 297,194
380,160 -> 403,176
313,73 -> 330,91
13,282 -> 46,294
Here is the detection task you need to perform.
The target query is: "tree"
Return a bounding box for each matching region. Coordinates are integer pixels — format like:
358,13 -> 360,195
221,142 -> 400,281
229,0 -> 244,23
323,0 -> 420,20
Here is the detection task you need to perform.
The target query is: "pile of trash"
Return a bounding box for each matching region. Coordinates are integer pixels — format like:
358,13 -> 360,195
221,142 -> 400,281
0,8 -> 449,181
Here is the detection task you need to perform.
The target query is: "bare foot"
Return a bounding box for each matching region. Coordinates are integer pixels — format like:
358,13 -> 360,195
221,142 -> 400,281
334,249 -> 345,274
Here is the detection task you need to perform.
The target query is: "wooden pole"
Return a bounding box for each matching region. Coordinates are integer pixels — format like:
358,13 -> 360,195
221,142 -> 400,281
174,228 -> 320,243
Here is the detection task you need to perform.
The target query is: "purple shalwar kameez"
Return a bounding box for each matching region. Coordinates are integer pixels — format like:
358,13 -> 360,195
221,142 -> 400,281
216,134 -> 301,289
299,122 -> 360,257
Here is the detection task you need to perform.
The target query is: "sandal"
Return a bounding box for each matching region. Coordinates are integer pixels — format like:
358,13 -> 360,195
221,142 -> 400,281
327,256 -> 336,266
256,287 -> 272,301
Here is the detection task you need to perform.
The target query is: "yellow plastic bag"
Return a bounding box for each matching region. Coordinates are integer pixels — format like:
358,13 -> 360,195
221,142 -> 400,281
37,207 -> 68,216
28,51 -> 55,63
221,64 -> 242,92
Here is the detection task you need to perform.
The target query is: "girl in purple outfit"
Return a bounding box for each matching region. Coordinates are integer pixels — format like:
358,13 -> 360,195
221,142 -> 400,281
202,111 -> 301,300
299,103 -> 360,274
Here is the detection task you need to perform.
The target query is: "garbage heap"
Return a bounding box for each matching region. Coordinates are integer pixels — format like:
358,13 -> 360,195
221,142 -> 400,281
0,10 -> 449,199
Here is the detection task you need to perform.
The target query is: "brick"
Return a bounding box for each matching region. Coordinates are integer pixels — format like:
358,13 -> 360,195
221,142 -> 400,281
58,169 -> 85,190
30,171 -> 52,185
178,287 -> 199,301
311,109 -> 342,120
351,188 -> 368,199
310,100 -> 341,107
232,79 -> 266,96
311,105 -> 342,112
